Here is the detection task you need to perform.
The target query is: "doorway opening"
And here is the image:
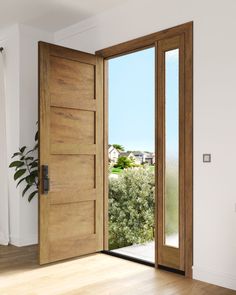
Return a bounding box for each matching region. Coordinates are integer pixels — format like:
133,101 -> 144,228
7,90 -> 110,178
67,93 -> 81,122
107,47 -> 155,264
99,22 -> 193,275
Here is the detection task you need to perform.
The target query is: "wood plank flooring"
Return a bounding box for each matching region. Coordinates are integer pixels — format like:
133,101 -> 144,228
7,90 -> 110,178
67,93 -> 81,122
0,245 -> 235,295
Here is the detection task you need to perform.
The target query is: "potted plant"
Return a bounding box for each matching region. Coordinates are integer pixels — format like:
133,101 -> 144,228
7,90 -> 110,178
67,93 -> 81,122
9,127 -> 38,202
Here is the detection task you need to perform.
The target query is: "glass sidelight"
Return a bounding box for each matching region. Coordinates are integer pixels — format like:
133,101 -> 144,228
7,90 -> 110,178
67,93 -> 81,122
157,35 -> 185,271
164,49 -> 179,248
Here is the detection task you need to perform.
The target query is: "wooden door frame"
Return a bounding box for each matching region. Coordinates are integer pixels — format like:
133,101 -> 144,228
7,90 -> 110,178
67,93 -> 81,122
96,21 -> 193,278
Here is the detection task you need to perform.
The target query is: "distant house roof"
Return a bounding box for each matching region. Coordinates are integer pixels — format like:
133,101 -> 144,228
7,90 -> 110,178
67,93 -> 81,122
119,152 -> 134,158
108,145 -> 120,154
133,151 -> 144,156
145,152 -> 154,157
133,151 -> 154,158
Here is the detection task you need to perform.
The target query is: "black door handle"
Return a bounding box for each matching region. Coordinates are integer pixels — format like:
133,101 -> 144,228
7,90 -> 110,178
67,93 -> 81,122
42,165 -> 50,194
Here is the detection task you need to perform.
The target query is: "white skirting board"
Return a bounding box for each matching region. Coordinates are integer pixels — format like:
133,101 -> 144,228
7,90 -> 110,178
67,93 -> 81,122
193,266 -> 236,291
0,232 -> 9,245
10,234 -> 38,247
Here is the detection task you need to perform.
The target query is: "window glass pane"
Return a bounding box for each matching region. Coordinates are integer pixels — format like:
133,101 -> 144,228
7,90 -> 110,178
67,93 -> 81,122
164,49 -> 179,248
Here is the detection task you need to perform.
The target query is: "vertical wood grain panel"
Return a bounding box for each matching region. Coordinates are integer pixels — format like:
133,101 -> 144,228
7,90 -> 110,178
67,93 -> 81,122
39,42 -> 50,264
184,23 -> 193,278
39,42 -> 104,264
103,60 -> 109,250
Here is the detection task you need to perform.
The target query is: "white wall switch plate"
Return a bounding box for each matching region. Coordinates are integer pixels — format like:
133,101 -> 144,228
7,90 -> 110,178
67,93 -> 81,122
203,154 -> 211,163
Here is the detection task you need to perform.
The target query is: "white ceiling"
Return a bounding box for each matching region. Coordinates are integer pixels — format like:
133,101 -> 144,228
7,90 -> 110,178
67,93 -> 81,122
0,0 -> 128,32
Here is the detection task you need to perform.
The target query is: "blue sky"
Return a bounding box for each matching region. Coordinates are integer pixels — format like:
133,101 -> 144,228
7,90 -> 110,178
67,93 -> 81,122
108,47 -> 179,156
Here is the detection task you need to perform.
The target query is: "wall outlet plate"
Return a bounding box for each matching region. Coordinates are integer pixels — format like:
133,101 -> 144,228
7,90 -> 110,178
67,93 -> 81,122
203,154 -> 211,163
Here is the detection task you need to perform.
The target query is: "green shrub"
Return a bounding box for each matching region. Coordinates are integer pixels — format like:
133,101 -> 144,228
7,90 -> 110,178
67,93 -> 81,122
114,156 -> 134,169
108,165 -> 179,250
111,167 -> 123,174
108,167 -> 155,249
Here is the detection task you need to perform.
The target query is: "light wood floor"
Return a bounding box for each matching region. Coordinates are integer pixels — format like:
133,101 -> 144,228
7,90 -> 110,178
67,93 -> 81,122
0,245 -> 235,295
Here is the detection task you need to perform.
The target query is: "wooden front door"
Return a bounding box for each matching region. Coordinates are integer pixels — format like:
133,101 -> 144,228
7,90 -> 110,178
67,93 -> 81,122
39,42 -> 104,264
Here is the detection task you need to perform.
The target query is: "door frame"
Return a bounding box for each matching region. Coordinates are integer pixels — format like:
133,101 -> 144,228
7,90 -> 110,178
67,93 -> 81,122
96,21 -> 193,277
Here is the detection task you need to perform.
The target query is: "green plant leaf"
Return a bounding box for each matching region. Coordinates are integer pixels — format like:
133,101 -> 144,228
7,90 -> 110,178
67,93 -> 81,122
25,174 -> 36,185
20,146 -> 27,153
14,169 -> 26,180
17,177 -> 26,187
28,190 -> 38,202
26,145 -> 38,155
9,161 -> 24,168
22,184 -> 31,197
24,157 -> 34,161
11,152 -> 21,158
30,170 -> 38,176
35,130 -> 38,141
29,162 -> 38,168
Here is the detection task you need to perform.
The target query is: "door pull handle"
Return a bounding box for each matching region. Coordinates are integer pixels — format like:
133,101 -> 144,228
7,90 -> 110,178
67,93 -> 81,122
42,165 -> 50,194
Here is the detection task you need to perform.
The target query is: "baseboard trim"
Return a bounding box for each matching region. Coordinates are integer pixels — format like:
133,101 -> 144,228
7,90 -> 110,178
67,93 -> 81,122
0,232 -> 9,245
10,234 -> 38,247
193,266 -> 236,291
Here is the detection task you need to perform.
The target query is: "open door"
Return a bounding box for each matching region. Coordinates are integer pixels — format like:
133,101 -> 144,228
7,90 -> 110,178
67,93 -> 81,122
39,42 -> 104,264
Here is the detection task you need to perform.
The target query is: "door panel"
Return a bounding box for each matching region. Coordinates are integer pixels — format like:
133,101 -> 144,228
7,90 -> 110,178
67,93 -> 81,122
50,56 -> 95,102
50,155 -> 95,190
39,42 -> 103,264
50,107 -> 95,146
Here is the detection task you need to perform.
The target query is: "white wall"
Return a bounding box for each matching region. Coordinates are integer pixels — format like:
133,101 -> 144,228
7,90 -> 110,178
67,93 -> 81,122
0,24 -> 53,246
54,0 -> 236,290
0,25 -> 21,246
18,25 -> 53,245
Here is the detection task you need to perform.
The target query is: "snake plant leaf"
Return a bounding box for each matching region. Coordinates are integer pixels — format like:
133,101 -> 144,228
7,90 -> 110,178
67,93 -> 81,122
9,161 -> 24,168
14,169 -> 26,180
22,184 -> 31,197
28,190 -> 38,202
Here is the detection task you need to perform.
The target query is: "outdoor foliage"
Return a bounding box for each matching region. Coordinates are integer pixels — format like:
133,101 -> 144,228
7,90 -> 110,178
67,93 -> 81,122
114,156 -> 134,169
109,165 -> 179,250
9,127 -> 38,202
109,167 -> 155,249
111,167 -> 123,174
112,144 -> 125,151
